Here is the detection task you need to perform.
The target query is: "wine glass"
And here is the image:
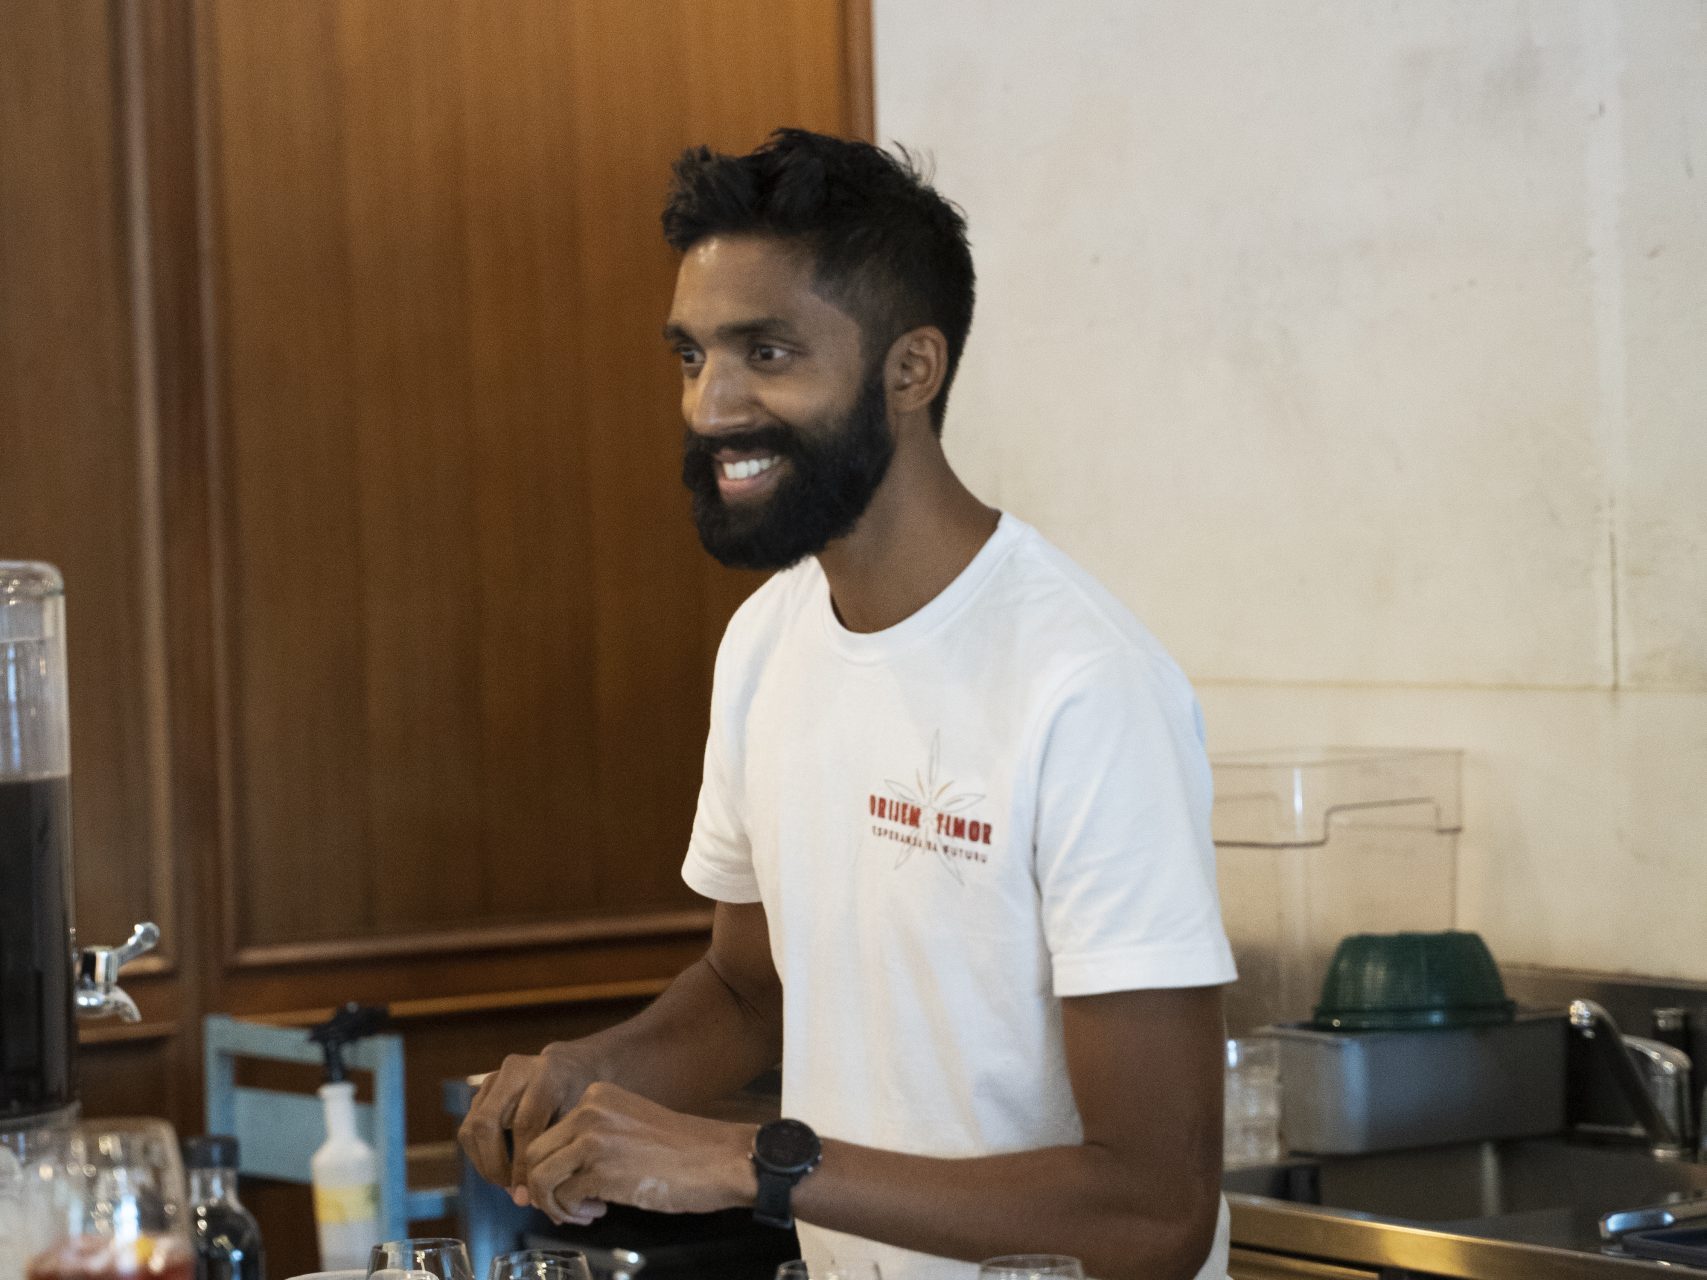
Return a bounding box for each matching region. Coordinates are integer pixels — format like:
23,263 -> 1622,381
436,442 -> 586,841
488,1250 -> 594,1280
368,1240 -> 475,1280
20,1118 -> 197,1280
977,1257 -> 1085,1280
775,1262 -> 883,1280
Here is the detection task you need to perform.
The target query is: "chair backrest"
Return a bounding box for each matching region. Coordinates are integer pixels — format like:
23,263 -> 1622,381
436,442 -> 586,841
202,1013 -> 411,1238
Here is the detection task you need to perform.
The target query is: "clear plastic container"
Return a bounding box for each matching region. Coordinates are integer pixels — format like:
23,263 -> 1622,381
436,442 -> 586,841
1223,1037 -> 1283,1167
1211,748 -> 1462,1034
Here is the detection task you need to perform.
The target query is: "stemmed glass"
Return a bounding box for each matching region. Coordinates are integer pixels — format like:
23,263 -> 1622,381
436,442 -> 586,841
977,1257 -> 1085,1280
368,1240 -> 476,1280
488,1250 -> 594,1280
19,1118 -> 197,1280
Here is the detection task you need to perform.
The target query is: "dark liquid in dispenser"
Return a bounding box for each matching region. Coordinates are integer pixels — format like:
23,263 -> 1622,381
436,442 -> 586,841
0,775 -> 76,1123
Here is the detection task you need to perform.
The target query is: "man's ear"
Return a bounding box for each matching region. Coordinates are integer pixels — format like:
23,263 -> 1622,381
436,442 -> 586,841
884,326 -> 949,418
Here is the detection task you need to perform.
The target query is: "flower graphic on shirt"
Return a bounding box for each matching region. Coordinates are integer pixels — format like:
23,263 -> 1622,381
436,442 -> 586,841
884,731 -> 984,884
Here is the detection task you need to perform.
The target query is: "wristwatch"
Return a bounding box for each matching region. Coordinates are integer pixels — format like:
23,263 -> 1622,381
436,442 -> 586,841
751,1117 -> 822,1229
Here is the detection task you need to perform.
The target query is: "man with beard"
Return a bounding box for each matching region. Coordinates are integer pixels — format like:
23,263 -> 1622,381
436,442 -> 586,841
460,130 -> 1237,1280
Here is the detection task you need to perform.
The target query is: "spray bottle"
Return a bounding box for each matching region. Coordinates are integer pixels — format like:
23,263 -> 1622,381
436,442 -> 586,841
307,1003 -> 387,1265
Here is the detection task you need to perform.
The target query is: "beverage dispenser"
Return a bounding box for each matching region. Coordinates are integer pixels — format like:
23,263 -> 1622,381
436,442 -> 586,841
0,562 -> 157,1153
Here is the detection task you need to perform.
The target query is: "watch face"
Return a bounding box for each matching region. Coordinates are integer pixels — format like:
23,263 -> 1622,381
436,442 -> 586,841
757,1118 -> 820,1171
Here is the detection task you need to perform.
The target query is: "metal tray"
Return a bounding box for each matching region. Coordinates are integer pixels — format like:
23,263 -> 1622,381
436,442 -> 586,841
1266,1009 -> 1568,1155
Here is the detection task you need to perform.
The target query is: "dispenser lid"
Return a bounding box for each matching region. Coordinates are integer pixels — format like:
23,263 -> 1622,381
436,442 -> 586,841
1210,746 -> 1463,847
0,562 -> 64,643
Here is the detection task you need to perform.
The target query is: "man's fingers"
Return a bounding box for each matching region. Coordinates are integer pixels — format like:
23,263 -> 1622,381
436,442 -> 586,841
526,1139 -> 596,1225
508,1074 -> 569,1191
564,1197 -> 608,1226
457,1061 -> 530,1187
458,1102 -> 512,1187
522,1190 -> 606,1224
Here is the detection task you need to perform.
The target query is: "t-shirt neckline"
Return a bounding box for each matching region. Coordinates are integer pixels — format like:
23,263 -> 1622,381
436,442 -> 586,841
817,511 -> 1021,662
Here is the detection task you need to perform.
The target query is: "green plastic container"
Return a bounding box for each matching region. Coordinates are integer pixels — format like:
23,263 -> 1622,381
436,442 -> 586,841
1313,930 -> 1515,1031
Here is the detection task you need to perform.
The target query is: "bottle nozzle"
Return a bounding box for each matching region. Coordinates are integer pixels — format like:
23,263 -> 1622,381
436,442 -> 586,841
307,1002 -> 389,1083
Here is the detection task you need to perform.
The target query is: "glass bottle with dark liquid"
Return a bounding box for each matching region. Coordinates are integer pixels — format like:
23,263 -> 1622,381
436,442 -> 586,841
0,562 -> 78,1131
183,1135 -> 266,1280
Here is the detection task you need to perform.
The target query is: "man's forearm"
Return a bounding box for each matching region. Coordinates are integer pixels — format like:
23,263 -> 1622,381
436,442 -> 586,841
566,953 -> 782,1113
790,1139 -> 1218,1280
536,986 -> 1224,1277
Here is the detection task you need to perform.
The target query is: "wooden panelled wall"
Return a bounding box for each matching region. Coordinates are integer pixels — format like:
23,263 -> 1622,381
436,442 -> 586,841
1,0 -> 870,1259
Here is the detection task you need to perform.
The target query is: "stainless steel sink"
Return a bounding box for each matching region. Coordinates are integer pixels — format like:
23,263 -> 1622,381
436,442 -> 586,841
1224,1137 -> 1707,1264
1227,1138 -> 1707,1224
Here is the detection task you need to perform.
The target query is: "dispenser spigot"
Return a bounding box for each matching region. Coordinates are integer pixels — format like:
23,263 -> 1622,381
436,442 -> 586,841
75,921 -> 159,1022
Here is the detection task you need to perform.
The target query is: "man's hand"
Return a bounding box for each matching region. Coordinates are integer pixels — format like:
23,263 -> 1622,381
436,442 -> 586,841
522,1081 -> 758,1224
456,905 -> 783,1223
457,1042 -> 609,1218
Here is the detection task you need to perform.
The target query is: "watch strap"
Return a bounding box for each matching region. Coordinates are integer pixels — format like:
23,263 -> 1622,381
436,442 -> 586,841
753,1165 -> 798,1228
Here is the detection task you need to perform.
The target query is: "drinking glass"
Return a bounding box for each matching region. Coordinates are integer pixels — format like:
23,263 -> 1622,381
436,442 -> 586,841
368,1240 -> 475,1280
1224,1035 -> 1283,1167
775,1262 -> 882,1280
19,1118 -> 197,1280
488,1256 -> 594,1280
977,1257 -> 1085,1280
488,1251 -> 593,1280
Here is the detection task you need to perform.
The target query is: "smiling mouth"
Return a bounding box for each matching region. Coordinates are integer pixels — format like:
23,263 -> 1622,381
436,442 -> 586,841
714,452 -> 785,499
721,455 -> 779,481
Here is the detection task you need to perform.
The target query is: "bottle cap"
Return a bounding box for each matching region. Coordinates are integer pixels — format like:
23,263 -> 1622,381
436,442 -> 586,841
182,1133 -> 240,1169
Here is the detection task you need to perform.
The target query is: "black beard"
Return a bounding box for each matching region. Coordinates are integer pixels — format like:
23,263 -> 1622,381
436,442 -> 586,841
681,369 -> 895,571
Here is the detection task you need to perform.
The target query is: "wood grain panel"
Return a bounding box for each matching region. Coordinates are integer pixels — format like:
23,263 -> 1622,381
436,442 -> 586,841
453,5 -> 601,922
79,1036 -> 181,1126
566,0 -> 864,909
216,927 -> 707,1019
203,0 -> 374,947
843,0 -> 877,142
0,0 -> 182,965
230,906 -> 710,969
202,0 -> 869,952
335,1 -> 489,936
559,2 -> 709,914
9,0 -> 871,1256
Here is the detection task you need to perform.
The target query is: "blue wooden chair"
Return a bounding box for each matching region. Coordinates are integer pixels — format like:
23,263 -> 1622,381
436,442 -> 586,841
202,1013 -> 455,1242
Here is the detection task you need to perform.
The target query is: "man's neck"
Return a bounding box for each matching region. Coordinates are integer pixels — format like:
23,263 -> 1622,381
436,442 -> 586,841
815,435 -> 1000,635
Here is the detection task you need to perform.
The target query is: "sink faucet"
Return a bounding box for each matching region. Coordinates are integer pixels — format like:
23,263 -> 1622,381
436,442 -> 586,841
1569,999 -> 1691,1159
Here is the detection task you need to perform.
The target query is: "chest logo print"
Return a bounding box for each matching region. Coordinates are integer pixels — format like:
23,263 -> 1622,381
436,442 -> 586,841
868,731 -> 993,883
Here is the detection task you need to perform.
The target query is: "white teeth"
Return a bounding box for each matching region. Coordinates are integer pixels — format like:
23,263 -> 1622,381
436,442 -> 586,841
721,456 -> 779,481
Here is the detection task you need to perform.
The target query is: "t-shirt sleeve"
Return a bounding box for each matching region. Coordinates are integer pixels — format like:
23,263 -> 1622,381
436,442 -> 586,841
680,644 -> 762,905
1033,649 -> 1238,997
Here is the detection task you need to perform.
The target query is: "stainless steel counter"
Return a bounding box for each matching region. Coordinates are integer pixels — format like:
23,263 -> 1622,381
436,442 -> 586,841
1229,1193 -> 1677,1279
1225,1138 -> 1707,1279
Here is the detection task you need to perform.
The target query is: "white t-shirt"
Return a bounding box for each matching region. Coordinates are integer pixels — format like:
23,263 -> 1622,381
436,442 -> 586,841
682,513 -> 1238,1280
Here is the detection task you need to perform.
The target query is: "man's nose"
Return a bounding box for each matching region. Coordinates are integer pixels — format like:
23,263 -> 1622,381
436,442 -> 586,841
684,359 -> 755,435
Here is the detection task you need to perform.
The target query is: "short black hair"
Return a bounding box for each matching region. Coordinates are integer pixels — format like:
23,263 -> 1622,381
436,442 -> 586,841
662,128 -> 975,435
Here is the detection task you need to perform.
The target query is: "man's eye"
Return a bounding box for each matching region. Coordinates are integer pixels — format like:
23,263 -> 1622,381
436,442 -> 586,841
676,347 -> 704,372
751,344 -> 788,364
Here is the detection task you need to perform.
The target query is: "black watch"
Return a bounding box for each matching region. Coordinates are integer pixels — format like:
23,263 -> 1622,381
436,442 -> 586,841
751,1117 -> 822,1229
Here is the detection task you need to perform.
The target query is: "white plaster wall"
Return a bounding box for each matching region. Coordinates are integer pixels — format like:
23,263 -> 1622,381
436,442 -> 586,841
874,0 -> 1707,978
